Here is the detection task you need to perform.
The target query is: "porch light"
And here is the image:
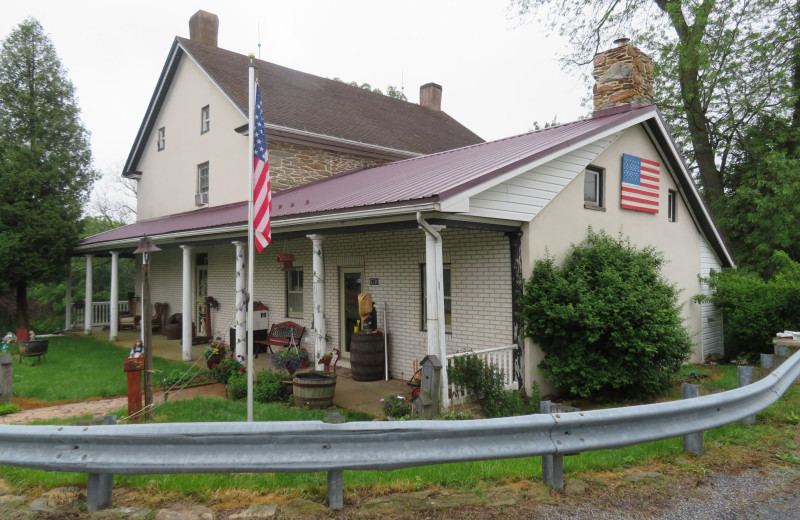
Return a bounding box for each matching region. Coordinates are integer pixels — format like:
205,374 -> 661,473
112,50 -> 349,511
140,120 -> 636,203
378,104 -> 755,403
277,253 -> 295,271
133,236 -> 162,263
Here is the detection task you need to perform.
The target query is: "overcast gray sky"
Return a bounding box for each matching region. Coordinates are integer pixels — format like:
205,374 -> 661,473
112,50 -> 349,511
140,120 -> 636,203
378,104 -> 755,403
1,1 -> 588,193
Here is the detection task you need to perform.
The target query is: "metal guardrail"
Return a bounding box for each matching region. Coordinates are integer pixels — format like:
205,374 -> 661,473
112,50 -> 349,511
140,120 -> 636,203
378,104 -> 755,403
1,348 -> 799,511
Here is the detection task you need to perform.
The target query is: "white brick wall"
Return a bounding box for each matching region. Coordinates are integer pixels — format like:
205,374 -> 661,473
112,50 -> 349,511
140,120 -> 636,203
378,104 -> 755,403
130,227 -> 514,380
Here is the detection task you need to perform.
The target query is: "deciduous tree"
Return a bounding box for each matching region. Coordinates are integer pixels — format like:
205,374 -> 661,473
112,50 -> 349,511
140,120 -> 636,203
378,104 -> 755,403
511,0 -> 797,207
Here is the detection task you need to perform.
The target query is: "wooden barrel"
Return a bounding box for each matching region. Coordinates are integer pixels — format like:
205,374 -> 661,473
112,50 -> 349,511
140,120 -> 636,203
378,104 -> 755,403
292,372 -> 337,408
350,331 -> 385,382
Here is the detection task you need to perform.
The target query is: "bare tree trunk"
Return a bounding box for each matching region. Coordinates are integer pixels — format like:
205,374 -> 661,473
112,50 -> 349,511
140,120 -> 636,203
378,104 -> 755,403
790,1 -> 800,155
656,0 -> 724,206
15,281 -> 29,331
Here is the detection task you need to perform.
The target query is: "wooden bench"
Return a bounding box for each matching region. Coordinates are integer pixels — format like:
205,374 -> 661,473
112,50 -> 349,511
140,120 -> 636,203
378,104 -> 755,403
254,321 -> 304,358
19,339 -> 48,364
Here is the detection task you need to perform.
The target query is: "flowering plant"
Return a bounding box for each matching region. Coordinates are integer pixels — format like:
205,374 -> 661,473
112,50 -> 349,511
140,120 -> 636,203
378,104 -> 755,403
202,338 -> 227,359
272,347 -> 309,374
210,355 -> 245,384
380,394 -> 412,419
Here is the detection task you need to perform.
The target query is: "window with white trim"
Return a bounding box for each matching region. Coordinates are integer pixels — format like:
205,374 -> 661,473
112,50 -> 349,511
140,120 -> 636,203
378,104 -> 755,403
584,166 -> 604,208
197,162 -> 209,195
201,105 -> 210,134
286,270 -> 304,318
420,264 -> 452,333
157,127 -> 165,151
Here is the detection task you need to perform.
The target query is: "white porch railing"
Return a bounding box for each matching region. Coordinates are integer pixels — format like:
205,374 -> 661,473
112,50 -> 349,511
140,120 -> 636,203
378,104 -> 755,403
71,301 -> 129,328
446,344 -> 519,405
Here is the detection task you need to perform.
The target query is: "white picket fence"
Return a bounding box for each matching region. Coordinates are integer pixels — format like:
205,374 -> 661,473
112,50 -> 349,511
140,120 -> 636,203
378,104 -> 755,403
445,344 -> 519,405
71,301 -> 129,328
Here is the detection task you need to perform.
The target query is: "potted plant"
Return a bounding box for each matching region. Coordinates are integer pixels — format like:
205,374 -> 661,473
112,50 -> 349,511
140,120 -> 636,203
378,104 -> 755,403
202,338 -> 227,370
317,349 -> 339,373
318,352 -> 333,372
272,346 -> 309,376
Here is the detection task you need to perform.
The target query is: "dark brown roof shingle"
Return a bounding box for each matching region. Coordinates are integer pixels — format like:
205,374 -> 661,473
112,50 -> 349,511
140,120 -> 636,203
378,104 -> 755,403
177,37 -> 484,155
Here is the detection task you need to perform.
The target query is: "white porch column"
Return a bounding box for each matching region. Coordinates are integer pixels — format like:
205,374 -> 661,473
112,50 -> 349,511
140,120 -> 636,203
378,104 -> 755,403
233,241 -> 247,360
65,262 -> 72,331
180,245 -> 193,361
84,254 -> 94,334
308,234 -> 327,362
417,214 -> 449,409
109,251 -> 120,341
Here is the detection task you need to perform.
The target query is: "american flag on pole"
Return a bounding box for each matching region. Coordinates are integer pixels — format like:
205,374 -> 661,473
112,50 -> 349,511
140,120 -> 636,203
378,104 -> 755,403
252,82 -> 271,252
621,153 -> 660,213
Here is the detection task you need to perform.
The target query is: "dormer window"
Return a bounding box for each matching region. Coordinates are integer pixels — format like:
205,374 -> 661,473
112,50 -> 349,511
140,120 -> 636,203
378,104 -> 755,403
201,105 -> 210,134
157,127 -> 165,151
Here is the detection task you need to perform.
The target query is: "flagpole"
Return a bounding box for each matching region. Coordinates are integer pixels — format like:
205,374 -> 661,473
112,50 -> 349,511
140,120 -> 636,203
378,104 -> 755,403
246,57 -> 256,422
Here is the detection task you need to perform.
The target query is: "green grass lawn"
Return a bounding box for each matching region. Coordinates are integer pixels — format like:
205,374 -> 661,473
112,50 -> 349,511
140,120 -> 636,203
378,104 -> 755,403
9,335 -> 199,402
2,336 -> 798,503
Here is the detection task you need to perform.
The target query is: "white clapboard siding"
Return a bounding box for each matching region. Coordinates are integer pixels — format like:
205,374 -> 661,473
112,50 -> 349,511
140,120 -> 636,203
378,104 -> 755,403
467,133 -> 622,221
699,238 -> 724,358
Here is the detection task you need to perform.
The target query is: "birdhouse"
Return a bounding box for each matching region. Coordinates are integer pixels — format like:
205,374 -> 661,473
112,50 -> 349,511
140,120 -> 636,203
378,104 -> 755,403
277,254 -> 296,271
253,301 -> 269,330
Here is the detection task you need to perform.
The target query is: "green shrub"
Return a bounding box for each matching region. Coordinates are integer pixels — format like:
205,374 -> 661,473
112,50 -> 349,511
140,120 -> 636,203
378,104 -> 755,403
226,369 -> 289,403
695,251 -> 800,362
448,354 -> 504,402
0,403 -> 19,415
253,369 -> 289,404
448,353 -> 540,418
518,229 -> 693,398
211,356 -> 245,384
226,373 -> 247,400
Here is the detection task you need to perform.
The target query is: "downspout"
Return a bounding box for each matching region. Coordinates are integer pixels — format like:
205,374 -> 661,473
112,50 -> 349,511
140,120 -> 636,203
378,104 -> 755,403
416,212 -> 450,410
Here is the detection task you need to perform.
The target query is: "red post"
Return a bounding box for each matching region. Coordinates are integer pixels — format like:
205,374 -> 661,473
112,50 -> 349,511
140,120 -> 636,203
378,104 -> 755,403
124,357 -> 145,421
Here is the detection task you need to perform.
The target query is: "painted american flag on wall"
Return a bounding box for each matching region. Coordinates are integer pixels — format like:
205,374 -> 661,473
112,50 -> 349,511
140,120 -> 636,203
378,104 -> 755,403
621,153 -> 660,213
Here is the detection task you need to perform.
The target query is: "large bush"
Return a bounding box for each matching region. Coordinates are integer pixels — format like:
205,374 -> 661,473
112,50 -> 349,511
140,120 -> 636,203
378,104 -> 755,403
696,251 -> 800,362
518,229 -> 693,398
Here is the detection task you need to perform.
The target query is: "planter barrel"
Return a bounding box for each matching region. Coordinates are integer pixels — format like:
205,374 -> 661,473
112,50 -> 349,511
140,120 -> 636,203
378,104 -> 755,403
292,371 -> 337,408
350,331 -> 384,382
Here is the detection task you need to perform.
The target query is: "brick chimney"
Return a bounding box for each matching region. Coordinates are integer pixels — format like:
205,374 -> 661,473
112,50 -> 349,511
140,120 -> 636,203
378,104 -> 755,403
189,10 -> 219,47
593,38 -> 654,112
419,83 -> 442,112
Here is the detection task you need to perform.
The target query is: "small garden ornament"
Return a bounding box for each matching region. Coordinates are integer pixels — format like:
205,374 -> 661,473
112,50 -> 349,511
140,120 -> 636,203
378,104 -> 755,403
129,339 -> 144,358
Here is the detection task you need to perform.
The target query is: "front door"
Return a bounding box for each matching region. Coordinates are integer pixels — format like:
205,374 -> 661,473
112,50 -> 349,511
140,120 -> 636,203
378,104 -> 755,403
339,268 -> 363,358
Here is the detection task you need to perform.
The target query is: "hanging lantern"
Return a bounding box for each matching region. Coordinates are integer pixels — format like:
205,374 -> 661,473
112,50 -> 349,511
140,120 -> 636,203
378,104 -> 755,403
277,253 -> 296,271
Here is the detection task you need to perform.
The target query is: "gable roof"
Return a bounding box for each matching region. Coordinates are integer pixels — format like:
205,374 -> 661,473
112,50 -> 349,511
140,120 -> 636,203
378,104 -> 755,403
84,104 -> 734,268
124,37 -> 484,173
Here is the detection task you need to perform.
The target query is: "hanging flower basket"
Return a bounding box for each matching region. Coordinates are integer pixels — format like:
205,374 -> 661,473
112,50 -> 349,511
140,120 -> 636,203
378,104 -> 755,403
272,346 -> 309,376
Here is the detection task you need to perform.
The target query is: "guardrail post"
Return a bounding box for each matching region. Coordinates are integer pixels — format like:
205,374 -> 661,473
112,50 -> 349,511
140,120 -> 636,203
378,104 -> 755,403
323,413 -> 345,509
85,415 -> 116,511
327,470 -> 343,510
738,366 -> 756,425
761,354 -> 774,369
540,400 -> 564,490
681,384 -> 703,455
0,353 -> 12,404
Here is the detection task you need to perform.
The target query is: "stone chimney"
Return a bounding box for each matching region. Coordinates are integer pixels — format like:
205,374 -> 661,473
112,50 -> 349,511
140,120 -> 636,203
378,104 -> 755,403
189,10 -> 219,47
419,83 -> 442,112
593,38 -> 654,112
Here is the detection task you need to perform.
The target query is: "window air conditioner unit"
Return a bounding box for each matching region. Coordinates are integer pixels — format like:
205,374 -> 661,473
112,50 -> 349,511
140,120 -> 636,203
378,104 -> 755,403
195,192 -> 209,206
